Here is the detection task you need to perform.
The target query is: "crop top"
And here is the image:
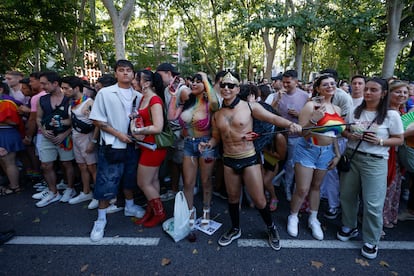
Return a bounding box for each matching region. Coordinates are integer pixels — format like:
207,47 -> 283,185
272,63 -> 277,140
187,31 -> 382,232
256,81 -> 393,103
178,100 -> 210,135
308,111 -> 346,145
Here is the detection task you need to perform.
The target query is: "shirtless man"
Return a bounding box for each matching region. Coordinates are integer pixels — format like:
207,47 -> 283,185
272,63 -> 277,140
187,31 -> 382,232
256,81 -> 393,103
200,72 -> 302,251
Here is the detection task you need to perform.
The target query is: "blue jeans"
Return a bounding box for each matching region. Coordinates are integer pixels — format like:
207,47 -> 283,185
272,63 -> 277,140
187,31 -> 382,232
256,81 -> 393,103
284,136 -> 302,192
94,144 -> 139,200
320,137 -> 348,209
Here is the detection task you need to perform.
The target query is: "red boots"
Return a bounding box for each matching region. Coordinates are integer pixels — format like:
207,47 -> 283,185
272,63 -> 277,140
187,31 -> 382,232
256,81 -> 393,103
135,204 -> 153,225
136,198 -> 166,228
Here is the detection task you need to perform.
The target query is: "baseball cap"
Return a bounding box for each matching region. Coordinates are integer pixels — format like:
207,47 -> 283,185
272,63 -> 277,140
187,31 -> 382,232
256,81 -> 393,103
271,75 -> 282,81
156,63 -> 180,76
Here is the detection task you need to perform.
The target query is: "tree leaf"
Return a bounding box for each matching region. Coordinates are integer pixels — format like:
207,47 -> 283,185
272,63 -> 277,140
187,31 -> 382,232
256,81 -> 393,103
161,258 -> 171,266
379,260 -> 389,267
355,258 -> 370,267
80,264 -> 89,272
311,260 -> 323,269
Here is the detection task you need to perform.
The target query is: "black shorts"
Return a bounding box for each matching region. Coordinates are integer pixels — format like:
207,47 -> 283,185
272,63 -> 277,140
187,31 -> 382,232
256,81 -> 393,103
223,153 -> 260,175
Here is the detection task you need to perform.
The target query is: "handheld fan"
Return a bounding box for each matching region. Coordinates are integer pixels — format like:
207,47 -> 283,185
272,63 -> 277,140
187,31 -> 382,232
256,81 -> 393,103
401,112 -> 414,130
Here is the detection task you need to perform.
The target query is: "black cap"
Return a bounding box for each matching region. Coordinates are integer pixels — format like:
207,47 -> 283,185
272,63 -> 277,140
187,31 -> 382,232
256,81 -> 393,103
271,75 -> 282,81
19,78 -> 30,85
156,63 -> 180,76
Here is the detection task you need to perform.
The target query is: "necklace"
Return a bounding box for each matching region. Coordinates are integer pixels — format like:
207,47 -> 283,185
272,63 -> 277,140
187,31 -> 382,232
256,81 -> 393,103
222,96 -> 240,109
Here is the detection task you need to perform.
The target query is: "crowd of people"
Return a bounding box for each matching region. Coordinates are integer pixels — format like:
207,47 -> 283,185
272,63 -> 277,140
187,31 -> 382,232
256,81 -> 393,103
1,61 -> 414,259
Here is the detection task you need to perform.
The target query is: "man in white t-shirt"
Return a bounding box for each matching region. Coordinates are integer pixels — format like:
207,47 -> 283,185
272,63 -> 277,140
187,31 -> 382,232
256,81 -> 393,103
89,60 -> 144,242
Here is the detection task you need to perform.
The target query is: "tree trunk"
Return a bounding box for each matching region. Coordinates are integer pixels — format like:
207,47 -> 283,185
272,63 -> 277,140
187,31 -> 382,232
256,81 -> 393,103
382,37 -> 403,78
381,0 -> 414,78
261,29 -> 279,79
210,0 -> 224,70
295,37 -> 304,80
102,0 -> 135,60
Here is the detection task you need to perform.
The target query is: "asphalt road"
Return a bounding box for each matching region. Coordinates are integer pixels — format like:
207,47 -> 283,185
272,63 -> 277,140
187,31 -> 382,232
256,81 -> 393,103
1,179 -> 414,275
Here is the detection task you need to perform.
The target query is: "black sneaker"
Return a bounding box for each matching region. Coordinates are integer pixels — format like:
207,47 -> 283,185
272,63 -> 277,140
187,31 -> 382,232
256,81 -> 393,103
324,208 -> 340,220
268,226 -> 281,251
337,227 -> 358,241
361,244 -> 378,259
218,228 -> 241,246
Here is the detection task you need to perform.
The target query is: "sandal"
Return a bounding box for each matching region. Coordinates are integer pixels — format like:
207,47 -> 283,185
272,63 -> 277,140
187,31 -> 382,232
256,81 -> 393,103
201,207 -> 210,226
189,207 -> 196,229
0,186 -> 21,196
269,198 -> 279,212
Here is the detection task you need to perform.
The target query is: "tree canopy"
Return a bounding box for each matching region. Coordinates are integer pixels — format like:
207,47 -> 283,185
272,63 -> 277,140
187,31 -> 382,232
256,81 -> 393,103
0,0 -> 413,81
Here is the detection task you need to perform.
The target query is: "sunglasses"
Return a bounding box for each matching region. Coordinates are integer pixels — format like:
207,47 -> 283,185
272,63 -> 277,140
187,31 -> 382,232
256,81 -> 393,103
220,83 -> 238,89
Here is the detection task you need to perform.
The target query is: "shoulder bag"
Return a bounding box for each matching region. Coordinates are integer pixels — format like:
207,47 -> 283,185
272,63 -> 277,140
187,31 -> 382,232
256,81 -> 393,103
337,115 -> 378,172
149,99 -> 175,149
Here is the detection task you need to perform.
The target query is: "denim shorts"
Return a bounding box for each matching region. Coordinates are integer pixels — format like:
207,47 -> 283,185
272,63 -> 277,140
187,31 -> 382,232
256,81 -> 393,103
183,136 -> 218,158
293,138 -> 334,170
94,143 -> 139,200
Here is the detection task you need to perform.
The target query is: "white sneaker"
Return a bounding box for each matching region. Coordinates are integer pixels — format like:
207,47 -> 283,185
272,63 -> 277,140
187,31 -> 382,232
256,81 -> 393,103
308,219 -> 324,240
60,188 -> 76,203
33,180 -> 47,188
56,180 -> 68,190
124,204 -> 145,218
287,215 -> 299,237
106,204 -> 124,214
90,219 -> 106,242
88,199 -> 99,209
69,192 -> 93,205
32,189 -> 50,200
36,191 -> 62,207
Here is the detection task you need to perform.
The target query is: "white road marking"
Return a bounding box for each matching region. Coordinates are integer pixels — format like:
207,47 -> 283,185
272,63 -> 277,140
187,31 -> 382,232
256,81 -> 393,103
6,236 -> 159,246
238,239 -> 414,250
6,236 -> 414,250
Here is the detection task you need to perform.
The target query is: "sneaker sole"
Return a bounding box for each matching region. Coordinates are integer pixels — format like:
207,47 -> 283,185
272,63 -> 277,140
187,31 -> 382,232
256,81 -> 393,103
60,193 -> 76,203
324,214 -> 339,220
336,231 -> 358,242
69,196 -> 93,205
361,248 -> 377,259
218,231 -> 241,247
36,195 -> 62,208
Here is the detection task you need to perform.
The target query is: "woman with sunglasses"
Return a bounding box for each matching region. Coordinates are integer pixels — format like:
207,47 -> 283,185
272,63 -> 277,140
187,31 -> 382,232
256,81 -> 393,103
167,72 -> 219,230
337,77 -> 404,259
287,74 -> 344,241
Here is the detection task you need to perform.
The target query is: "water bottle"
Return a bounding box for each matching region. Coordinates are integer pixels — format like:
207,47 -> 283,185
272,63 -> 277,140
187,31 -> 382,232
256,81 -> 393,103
53,115 -> 61,127
53,115 -> 63,134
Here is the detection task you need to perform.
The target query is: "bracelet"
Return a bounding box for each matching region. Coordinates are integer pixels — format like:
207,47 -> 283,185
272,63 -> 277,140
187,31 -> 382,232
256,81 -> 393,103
91,139 -> 98,144
309,118 -> 318,125
379,138 -> 384,146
